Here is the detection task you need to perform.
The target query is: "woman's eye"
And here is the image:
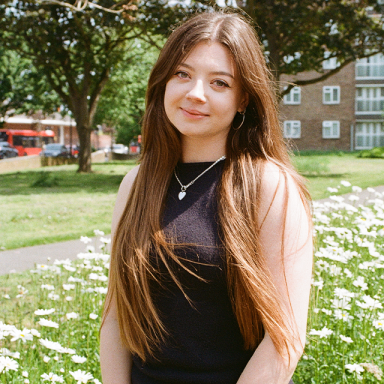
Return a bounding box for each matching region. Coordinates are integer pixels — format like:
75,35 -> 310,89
213,79 -> 229,88
175,71 -> 189,79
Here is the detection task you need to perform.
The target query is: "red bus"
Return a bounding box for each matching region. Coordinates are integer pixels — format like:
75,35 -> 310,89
0,129 -> 55,156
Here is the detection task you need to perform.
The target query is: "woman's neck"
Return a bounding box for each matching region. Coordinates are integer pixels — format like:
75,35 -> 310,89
180,137 -> 226,163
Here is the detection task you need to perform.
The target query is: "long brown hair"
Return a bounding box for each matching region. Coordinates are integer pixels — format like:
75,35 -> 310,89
102,10 -> 311,362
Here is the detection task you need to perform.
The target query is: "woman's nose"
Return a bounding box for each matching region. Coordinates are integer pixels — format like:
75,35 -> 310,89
186,80 -> 206,102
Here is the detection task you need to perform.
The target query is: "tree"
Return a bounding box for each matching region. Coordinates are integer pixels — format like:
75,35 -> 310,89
233,0 -> 384,94
0,47 -> 59,124
93,39 -> 160,146
0,0 -> 140,172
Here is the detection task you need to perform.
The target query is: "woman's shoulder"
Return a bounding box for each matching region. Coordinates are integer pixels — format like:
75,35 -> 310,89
119,164 -> 140,193
259,160 -> 300,195
258,160 -> 305,225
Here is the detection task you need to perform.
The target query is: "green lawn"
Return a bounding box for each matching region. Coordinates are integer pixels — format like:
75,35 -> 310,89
293,152 -> 384,200
1,153 -> 384,250
0,161 -> 137,250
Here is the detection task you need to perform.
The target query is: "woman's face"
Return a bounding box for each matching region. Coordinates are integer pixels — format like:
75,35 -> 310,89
164,42 -> 248,146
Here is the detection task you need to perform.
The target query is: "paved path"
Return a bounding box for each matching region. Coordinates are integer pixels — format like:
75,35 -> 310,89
1,185 -> 384,276
0,236 -> 110,275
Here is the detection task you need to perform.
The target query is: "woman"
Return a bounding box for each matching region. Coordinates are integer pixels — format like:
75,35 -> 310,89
100,11 -> 313,384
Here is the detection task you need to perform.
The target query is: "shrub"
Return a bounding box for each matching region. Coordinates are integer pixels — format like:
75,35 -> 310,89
357,147 -> 384,159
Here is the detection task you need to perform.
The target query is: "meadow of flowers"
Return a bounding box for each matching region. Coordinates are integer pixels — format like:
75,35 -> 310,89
0,183 -> 384,383
0,232 -> 110,383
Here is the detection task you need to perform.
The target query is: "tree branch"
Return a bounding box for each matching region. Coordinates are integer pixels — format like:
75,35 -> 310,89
280,50 -> 384,96
36,0 -> 138,14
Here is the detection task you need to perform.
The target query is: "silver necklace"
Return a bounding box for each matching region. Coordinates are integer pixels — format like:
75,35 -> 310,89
174,156 -> 226,200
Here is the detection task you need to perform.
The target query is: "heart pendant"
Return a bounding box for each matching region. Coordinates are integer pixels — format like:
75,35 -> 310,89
178,191 -> 186,200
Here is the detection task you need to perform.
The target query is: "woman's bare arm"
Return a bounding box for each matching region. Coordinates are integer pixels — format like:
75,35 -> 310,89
100,165 -> 140,384
237,163 -> 313,384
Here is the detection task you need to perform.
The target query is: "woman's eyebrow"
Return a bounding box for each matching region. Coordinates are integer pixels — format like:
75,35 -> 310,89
178,63 -> 235,79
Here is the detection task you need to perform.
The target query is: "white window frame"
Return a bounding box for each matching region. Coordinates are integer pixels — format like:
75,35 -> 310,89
356,53 -> 384,80
355,121 -> 384,149
322,121 -> 340,139
355,86 -> 384,115
283,121 -> 301,139
323,52 -> 339,70
283,86 -> 301,105
323,86 -> 340,104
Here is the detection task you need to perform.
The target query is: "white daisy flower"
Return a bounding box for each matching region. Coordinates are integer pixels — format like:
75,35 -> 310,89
41,372 -> 64,383
66,312 -> 79,320
0,356 -> 19,372
71,355 -> 87,364
10,328 -> 33,343
80,236 -> 92,244
34,309 -> 55,316
345,363 -> 364,374
340,335 -> 353,343
69,369 -> 94,383
38,319 -> 59,328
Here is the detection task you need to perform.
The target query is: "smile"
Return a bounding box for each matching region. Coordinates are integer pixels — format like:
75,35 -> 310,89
181,108 -> 209,119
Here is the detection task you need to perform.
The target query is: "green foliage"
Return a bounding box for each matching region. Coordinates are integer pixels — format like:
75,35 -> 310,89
93,40 -> 160,145
0,47 -> 59,121
30,172 -> 60,188
357,147 -> 384,159
233,0 -> 384,88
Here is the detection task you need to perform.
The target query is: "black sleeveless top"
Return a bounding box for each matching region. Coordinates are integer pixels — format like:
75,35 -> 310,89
131,161 -> 254,384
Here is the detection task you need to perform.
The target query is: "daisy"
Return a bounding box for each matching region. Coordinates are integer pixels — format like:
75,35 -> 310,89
41,372 -> 64,383
35,309 -> 55,316
71,355 -> 87,363
0,356 -> 19,372
66,312 -> 79,320
340,335 -> 353,343
80,236 -> 92,244
10,328 -> 33,343
38,319 -> 59,328
69,369 -> 94,383
345,363 -> 364,374
309,327 -> 333,338
63,284 -> 75,291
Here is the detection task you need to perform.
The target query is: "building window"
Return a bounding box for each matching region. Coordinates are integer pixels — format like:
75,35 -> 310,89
323,52 -> 339,70
322,121 -> 340,139
355,122 -> 384,149
356,87 -> 384,114
356,54 -> 384,79
323,86 -> 340,104
283,87 -> 301,105
283,121 -> 301,138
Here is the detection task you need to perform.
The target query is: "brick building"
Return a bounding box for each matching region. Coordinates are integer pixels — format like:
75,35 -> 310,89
280,53 -> 384,151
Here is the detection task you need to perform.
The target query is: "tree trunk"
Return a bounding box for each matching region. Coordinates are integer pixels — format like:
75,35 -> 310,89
77,124 -> 92,172
72,97 -> 93,173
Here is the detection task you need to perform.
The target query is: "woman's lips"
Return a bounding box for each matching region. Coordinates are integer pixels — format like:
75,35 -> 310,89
181,108 -> 209,119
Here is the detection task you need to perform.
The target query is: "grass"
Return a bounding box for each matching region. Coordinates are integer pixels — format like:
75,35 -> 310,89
1,153 -> 384,250
292,152 -> 384,200
0,161 -> 137,250
1,191 -> 384,382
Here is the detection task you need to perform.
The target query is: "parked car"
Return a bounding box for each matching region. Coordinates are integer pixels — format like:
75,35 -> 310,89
0,141 -> 19,159
103,144 -> 129,155
40,143 -> 70,157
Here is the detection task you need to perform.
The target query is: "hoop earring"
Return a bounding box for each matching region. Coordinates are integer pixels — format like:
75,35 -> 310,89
233,109 -> 246,131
